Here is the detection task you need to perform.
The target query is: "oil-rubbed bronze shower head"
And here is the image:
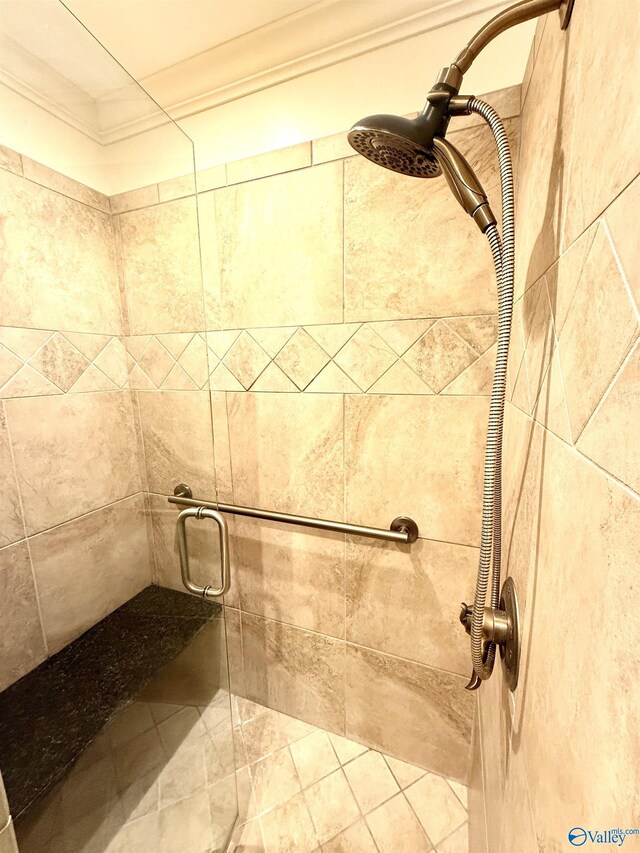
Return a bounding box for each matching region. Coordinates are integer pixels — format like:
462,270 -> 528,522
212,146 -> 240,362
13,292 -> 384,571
347,108 -> 496,233
347,68 -> 459,179
348,113 -> 443,178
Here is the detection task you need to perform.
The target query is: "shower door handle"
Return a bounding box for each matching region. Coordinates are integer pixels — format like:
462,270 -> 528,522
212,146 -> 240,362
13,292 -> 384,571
176,506 -> 231,598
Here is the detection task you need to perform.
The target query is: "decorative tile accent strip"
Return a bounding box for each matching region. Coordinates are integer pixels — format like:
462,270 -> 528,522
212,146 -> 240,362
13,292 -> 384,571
122,318 -> 498,395
0,329 -> 129,398
127,333 -> 213,391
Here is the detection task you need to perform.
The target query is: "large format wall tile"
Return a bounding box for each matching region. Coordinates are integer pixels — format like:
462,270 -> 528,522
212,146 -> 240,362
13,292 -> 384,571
501,405 -> 544,624
345,395 -> 487,547
345,536 -> 477,676
0,404 -> 24,547
224,607 -> 245,698
467,706 -> 487,853
6,392 -> 141,535
517,432 -> 640,848
555,224 -> 638,441
21,157 -> 110,214
136,390 -> 215,496
578,343 -> 639,494
561,0 -> 640,247
29,494 -> 153,652
345,644 -> 473,781
478,14 -> 640,852
604,174 -> 639,309
118,197 -> 205,334
195,190 -> 222,330
230,518 -> 345,638
499,744 -> 538,853
514,18 -> 569,297
0,540 -> 47,690
215,162 -> 343,328
226,393 -> 343,520
242,613 -> 346,732
478,664 -> 511,852
0,171 -> 122,334
343,121 -> 518,322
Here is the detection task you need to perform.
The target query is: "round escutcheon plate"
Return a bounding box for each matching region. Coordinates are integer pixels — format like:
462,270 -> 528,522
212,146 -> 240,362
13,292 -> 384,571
499,576 -> 520,691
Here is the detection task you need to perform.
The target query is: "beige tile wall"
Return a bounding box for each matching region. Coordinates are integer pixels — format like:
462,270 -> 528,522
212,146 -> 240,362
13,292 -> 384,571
0,151 -> 153,694
112,86 -> 522,784
0,84 -> 520,789
470,2 -> 640,850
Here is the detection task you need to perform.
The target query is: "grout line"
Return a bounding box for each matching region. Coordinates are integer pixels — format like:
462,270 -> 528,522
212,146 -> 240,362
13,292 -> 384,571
572,329 -> 639,448
601,217 -> 640,321
11,169 -> 110,214
434,815 -> 468,850
444,777 -> 469,811
402,788 -> 435,849
216,605 -> 473,680
510,401 -> 640,503
17,491 -> 146,542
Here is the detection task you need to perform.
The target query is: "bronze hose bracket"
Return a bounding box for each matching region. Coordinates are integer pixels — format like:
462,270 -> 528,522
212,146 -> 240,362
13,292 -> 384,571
460,577 -> 521,691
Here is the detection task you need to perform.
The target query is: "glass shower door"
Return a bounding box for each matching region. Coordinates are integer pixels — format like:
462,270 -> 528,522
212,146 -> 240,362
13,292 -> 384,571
0,1 -> 239,849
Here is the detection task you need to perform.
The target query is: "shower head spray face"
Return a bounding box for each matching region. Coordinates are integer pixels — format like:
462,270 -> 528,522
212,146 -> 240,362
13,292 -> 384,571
347,114 -> 442,178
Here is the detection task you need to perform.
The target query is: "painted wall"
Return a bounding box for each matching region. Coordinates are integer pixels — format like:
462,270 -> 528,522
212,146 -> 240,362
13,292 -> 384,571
469,1 -> 640,850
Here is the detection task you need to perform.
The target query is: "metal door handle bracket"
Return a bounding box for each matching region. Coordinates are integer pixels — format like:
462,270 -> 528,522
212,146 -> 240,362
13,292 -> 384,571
176,506 -> 230,599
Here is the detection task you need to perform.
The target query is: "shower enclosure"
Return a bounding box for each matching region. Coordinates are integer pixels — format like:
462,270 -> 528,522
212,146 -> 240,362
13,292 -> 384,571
0,1 -> 238,849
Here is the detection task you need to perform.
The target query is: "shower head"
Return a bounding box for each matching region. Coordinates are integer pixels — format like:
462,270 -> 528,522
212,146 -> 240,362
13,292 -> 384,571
347,102 -> 496,233
347,0 -> 576,233
348,113 -> 442,179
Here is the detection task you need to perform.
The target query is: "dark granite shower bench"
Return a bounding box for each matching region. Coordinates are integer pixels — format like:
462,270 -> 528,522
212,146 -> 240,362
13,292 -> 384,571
0,585 -> 220,821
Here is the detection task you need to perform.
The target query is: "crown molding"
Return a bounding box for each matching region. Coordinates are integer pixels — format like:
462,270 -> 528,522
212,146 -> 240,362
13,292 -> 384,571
142,0 -> 508,122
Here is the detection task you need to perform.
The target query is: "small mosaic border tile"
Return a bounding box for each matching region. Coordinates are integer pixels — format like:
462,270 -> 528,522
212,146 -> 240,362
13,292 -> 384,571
124,316 -> 499,395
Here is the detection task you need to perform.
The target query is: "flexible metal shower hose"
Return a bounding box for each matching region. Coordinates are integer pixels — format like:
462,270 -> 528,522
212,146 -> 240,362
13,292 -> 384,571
467,99 -> 515,680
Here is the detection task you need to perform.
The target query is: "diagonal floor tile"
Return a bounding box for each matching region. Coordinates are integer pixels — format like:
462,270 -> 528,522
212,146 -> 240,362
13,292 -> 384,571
327,733 -> 368,765
251,746 -> 301,814
261,791 -> 319,853
383,754 -> 427,789
290,730 -> 340,789
304,769 -> 360,845
342,751 -> 399,814
405,773 -> 467,847
322,818 -> 377,852
366,793 -> 431,852
437,820 -> 468,853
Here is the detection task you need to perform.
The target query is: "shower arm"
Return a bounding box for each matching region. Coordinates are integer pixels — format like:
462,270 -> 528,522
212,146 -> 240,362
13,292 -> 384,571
452,0 -> 574,77
423,0 -> 574,113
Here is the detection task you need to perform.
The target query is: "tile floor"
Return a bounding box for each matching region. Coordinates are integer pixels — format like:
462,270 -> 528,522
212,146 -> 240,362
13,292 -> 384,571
15,692 -> 239,853
14,689 -> 468,853
229,696 -> 469,853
